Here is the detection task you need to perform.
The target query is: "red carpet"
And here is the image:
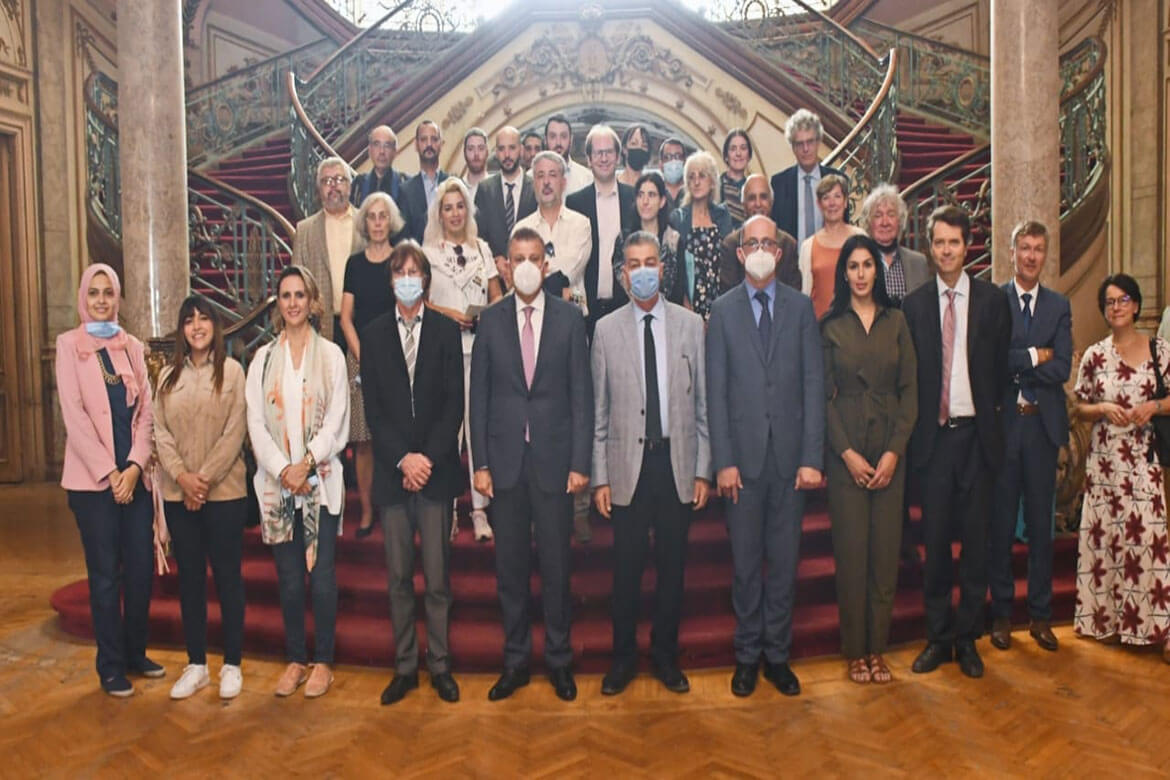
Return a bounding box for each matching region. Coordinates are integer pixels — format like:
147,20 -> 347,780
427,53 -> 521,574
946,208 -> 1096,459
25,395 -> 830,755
50,484 -> 1077,672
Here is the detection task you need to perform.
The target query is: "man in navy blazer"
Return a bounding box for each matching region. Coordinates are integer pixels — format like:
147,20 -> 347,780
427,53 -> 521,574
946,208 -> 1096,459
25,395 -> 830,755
469,226 -> 592,703
989,221 -> 1071,653
769,109 -> 846,245
706,215 -> 825,698
398,120 -> 449,244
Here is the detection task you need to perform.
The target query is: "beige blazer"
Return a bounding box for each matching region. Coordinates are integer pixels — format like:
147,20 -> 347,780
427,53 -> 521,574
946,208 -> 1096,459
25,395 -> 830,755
291,208 -> 366,341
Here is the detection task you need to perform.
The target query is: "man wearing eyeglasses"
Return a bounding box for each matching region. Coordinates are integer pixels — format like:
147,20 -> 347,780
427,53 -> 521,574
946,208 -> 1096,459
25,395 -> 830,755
566,124 -> 638,334
718,174 -> 799,294
988,220 -> 1071,654
292,156 -> 366,344
350,125 -> 406,218
400,120 -> 450,244
769,109 -> 847,246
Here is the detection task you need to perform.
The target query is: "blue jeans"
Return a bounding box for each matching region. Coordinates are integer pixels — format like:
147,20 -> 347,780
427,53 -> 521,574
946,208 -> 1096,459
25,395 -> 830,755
270,509 -> 339,664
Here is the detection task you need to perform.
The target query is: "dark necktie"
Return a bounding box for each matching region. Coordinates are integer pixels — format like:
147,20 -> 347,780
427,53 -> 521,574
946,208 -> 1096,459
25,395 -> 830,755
755,290 -> 772,345
504,182 -> 516,236
644,313 -> 662,441
1021,292 -> 1037,403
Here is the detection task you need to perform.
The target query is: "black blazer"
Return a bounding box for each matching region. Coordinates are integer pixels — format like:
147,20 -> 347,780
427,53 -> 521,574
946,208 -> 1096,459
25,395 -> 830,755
565,182 -> 638,323
350,168 -> 407,208
902,274 -> 1013,470
769,162 -> 846,240
360,306 -> 464,506
399,170 -> 450,244
469,293 -> 593,493
1001,282 -> 1072,448
475,172 -> 537,259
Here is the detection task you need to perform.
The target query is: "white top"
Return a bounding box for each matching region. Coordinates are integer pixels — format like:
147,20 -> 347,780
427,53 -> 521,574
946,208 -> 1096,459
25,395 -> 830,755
514,290 -> 546,367
246,337 -> 350,518
424,238 -> 498,354
937,272 -> 975,418
324,207 -> 357,312
515,206 -> 592,315
595,182 -> 622,301
565,158 -> 594,195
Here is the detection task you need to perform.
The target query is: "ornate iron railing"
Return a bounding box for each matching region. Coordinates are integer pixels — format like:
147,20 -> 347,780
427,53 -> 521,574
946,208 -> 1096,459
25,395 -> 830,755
824,49 -> 900,210
1059,38 -> 1107,218
186,38 -> 335,167
84,71 -> 122,242
222,297 -> 278,364
849,18 -> 989,136
188,170 -> 296,322
901,145 -> 992,276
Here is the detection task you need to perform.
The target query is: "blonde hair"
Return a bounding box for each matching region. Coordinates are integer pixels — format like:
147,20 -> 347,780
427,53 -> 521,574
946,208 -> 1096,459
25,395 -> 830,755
681,151 -> 719,207
423,177 -> 480,247
273,265 -> 325,334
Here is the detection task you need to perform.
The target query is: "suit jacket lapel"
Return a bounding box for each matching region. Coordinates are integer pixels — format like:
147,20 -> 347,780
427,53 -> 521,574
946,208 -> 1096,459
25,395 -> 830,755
765,289 -> 786,363
529,298 -> 555,391
627,303 -> 647,403
506,295 -> 528,390
737,285 -> 767,363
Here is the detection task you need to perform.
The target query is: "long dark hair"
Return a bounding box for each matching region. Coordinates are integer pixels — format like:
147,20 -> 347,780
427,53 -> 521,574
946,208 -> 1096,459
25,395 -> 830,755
160,295 -> 226,395
634,170 -> 671,240
823,234 -> 894,322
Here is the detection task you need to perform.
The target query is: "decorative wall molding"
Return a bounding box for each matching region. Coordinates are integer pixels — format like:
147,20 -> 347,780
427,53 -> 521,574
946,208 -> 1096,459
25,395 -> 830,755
0,0 -> 28,70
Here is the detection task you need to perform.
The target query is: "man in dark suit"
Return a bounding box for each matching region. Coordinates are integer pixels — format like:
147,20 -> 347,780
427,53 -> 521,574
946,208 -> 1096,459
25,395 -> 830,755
719,174 -> 799,294
399,120 -> 449,244
706,214 -> 825,698
360,244 -> 464,706
350,125 -> 407,210
475,126 -> 537,288
989,220 -> 1071,653
901,205 -> 1012,679
592,231 -> 711,696
769,109 -> 846,246
565,124 -> 638,332
469,226 -> 593,703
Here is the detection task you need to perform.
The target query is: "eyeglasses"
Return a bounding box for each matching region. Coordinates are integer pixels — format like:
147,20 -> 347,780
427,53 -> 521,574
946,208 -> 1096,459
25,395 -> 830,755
318,175 -> 348,187
369,141 -> 395,150
661,152 -> 685,162
792,139 -> 818,150
1104,295 -> 1133,308
741,239 -> 779,252
544,241 -> 556,258
590,148 -> 617,160
453,243 -> 466,268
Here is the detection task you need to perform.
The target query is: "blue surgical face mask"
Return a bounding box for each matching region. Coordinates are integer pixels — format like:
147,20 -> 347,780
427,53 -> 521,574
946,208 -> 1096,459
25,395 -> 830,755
85,321 -> 123,339
663,159 -> 684,185
628,265 -> 660,302
393,275 -> 424,307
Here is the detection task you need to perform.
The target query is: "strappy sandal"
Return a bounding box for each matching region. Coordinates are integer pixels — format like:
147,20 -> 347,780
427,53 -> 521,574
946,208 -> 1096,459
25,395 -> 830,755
867,654 -> 892,684
848,657 -> 871,684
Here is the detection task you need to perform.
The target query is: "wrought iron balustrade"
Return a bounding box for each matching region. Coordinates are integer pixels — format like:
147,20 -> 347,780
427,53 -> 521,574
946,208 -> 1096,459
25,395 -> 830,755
901,145 -> 992,277
1059,39 -> 1107,218
824,50 -> 899,210
85,72 -> 122,242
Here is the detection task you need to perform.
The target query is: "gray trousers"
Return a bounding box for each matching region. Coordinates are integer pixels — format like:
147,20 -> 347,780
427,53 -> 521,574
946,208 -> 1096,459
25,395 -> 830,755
726,446 -> 804,664
382,494 -> 452,675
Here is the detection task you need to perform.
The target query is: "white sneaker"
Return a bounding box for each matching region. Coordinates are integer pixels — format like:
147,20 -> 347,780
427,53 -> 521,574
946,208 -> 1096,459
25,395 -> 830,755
219,664 -> 243,699
169,664 -> 210,700
471,509 -> 493,542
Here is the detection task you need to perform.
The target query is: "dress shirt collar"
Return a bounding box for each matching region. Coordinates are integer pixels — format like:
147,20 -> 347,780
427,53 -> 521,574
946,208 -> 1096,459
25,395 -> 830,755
936,271 -> 970,298
630,295 -> 666,327
743,277 -> 777,304
515,289 -> 546,316
1013,278 -> 1038,311
502,169 -> 524,187
595,180 -> 619,199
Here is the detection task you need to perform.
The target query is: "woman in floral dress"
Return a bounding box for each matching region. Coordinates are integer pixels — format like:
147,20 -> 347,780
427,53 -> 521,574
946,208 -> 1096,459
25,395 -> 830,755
667,151 -> 732,321
1074,274 -> 1170,662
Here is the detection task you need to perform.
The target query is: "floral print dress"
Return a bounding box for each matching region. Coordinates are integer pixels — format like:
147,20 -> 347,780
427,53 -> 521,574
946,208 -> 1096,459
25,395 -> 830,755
1073,336 -> 1170,646
686,225 -> 722,321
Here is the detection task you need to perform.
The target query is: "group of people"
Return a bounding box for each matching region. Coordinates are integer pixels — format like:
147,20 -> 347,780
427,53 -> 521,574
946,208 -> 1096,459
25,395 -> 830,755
57,109 -> 1170,705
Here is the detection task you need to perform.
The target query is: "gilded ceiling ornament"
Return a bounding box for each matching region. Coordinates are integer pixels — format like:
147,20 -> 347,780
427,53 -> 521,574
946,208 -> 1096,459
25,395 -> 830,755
714,87 -> 747,119
441,96 -> 474,131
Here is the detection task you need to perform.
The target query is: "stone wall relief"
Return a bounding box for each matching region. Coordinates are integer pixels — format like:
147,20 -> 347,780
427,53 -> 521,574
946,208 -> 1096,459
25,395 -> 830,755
0,0 -> 28,71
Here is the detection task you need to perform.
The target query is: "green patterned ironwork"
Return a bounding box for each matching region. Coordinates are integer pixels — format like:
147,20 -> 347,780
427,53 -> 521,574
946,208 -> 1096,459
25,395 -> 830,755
1059,40 -> 1107,218
902,146 -> 992,278
84,72 -> 122,242
824,53 -> 900,212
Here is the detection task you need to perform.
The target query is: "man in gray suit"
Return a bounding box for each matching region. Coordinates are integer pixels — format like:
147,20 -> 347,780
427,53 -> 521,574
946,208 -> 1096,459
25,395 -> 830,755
591,231 -> 711,696
707,214 -> 825,698
470,226 -> 592,703
291,156 -> 366,343
858,184 -> 931,306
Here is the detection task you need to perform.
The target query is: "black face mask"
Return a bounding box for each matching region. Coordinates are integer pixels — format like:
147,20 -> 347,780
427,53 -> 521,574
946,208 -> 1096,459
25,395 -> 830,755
626,148 -> 650,170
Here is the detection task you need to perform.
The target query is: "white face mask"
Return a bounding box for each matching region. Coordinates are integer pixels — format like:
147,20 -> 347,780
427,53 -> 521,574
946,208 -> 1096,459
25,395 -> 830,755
744,249 -> 777,281
512,260 -> 543,296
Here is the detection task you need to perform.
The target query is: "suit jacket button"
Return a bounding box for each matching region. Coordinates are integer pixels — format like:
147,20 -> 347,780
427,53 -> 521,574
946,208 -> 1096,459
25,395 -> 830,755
641,409 -> 645,415
638,437 -> 643,444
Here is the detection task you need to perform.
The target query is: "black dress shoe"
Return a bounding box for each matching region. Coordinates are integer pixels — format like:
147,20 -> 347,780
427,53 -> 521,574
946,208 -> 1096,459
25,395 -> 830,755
487,667 -> 530,701
652,661 -> 690,694
763,661 -> 800,696
911,642 -> 953,674
549,666 -> 577,701
601,663 -> 637,696
955,641 -> 984,678
128,657 -> 165,678
730,662 -> 759,697
990,617 -> 1012,651
430,671 -> 460,702
355,523 -> 375,539
380,672 -> 418,705
1029,621 -> 1059,652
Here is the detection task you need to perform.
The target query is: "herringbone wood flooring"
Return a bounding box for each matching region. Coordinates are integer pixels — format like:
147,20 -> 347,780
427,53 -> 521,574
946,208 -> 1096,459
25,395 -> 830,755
2,484 -> 1167,778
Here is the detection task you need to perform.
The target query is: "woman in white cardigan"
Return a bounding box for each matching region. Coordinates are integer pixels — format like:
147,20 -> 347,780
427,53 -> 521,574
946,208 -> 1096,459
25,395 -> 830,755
246,264 -> 349,699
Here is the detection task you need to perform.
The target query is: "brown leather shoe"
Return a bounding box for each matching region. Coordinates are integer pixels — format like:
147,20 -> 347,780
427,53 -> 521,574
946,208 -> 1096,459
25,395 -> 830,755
990,617 -> 1011,650
1029,621 -> 1059,652
304,663 -> 333,698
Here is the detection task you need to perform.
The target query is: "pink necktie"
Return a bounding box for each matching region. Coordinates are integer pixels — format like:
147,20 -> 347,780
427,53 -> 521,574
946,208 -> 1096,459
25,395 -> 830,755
521,305 -> 535,388
938,289 -> 956,425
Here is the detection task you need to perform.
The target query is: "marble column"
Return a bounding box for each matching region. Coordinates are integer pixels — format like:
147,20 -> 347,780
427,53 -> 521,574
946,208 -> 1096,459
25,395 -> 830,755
116,0 -> 189,339
990,0 -> 1060,284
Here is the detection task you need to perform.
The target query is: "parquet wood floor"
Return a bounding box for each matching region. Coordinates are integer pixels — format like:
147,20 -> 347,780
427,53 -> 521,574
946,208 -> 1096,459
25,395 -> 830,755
2,484 -> 1168,778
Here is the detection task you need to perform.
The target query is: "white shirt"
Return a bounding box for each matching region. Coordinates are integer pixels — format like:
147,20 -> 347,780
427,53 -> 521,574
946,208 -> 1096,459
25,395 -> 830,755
1012,278 -> 1041,404
795,164 -> 823,245
424,238 -> 498,354
937,272 -> 975,418
245,338 -> 350,518
514,290 -> 546,367
324,207 -> 357,312
514,206 -> 592,315
595,182 -> 622,300
565,158 -> 594,195
632,297 -> 670,434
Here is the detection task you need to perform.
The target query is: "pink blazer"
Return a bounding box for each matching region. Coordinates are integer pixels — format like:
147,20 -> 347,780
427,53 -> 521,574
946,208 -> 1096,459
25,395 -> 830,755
56,328 -> 154,491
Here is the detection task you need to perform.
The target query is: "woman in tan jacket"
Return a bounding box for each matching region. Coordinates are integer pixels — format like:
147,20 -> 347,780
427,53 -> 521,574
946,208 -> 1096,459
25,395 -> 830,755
154,296 -> 248,700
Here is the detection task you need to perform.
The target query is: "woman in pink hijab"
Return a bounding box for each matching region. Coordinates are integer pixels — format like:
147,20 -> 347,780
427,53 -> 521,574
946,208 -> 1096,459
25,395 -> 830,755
56,263 -> 160,697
